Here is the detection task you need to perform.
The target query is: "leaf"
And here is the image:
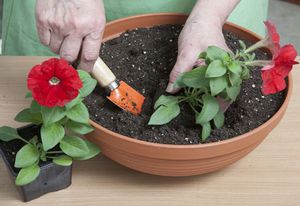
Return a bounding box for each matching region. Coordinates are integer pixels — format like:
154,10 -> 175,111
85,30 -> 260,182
174,66 -> 209,89
196,94 -> 219,124
78,70 -> 97,97
66,102 -> 89,124
241,66 -> 250,79
210,76 -> 227,96
213,110 -> 225,129
53,155 -> 73,166
60,135 -> 89,158
41,106 -> 66,126
229,72 -> 242,86
206,46 -> 229,61
239,40 -> 247,50
74,140 -> 100,160
201,122 -> 211,141
154,95 -> 178,110
198,51 -> 207,59
0,126 -> 21,142
15,109 -> 43,125
41,123 -> 65,151
226,85 -> 241,101
148,104 -> 180,125
205,60 -> 227,78
25,92 -> 32,98
65,94 -> 83,110
228,62 -> 242,74
65,120 -> 94,135
15,164 -> 40,186
30,100 -> 41,114
14,144 -> 39,168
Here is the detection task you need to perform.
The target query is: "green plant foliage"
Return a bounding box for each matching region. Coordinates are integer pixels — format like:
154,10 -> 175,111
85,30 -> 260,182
41,123 -> 65,151
14,144 -> 40,168
78,70 -> 98,97
210,76 -> 227,96
15,164 -> 40,186
65,120 -> 94,135
0,126 -> 21,142
41,106 -> 66,126
196,94 -> 219,125
201,122 -> 211,141
205,60 -> 227,78
30,100 -> 41,114
15,109 -> 42,125
53,155 -> 73,166
60,135 -> 89,158
213,110 -> 225,129
73,140 -> 101,160
66,102 -> 89,124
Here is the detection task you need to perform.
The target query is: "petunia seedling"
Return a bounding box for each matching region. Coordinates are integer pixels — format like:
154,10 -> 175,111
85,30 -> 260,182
149,21 -> 298,141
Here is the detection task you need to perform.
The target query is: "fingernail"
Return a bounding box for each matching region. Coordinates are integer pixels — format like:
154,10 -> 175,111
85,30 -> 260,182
166,83 -> 174,93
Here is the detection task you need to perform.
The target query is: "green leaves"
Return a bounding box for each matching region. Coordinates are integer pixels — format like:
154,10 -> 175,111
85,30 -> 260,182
41,123 -> 65,151
78,70 -> 97,97
73,140 -> 100,160
149,95 -> 180,125
174,66 -> 209,89
213,110 -> 225,129
228,62 -> 242,74
53,155 -> 73,166
60,136 -> 89,158
14,144 -> 39,168
0,126 -> 21,142
41,106 -> 66,126
206,60 -> 227,78
201,122 -> 211,141
15,164 -> 40,186
30,100 -> 41,114
15,109 -> 42,125
226,85 -> 241,101
196,94 -> 219,125
65,121 -> 94,135
66,102 -> 89,124
206,46 -> 229,61
210,76 -> 227,96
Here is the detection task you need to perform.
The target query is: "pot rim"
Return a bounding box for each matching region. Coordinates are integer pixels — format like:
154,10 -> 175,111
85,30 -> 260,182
89,13 -> 293,149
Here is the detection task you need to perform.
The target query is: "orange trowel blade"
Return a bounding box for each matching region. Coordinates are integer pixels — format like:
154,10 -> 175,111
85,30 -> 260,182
107,81 -> 145,115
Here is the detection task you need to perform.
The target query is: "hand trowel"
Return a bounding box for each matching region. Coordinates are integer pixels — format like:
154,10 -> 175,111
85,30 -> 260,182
91,57 -> 145,115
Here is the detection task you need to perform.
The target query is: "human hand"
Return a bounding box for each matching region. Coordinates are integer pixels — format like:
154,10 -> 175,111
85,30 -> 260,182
166,0 -> 240,93
35,0 -> 106,71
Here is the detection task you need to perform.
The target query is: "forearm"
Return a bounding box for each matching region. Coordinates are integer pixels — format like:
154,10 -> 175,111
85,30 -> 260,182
188,0 -> 240,27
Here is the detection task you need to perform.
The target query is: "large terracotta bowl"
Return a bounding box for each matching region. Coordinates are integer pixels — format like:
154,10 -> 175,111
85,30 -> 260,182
85,13 -> 293,176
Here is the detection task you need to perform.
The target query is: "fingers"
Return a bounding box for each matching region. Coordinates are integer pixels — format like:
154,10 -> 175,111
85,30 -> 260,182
166,49 -> 199,93
60,35 -> 82,63
37,26 -> 51,46
78,31 -> 103,72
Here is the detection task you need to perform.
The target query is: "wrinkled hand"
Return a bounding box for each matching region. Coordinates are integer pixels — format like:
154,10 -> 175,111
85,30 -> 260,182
35,0 -> 106,71
167,19 -> 229,93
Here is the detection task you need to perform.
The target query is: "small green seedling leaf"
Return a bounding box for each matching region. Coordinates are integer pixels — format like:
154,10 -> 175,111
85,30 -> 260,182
154,95 -> 178,110
60,135 -> 89,158
175,66 -> 209,89
66,102 -> 89,124
73,140 -> 101,160
196,94 -> 219,124
15,144 -> 39,168
65,121 -> 94,135
228,62 -> 242,74
41,123 -> 65,151
78,70 -> 97,97
53,155 -> 73,166
206,46 -> 229,61
65,94 -> 83,110
15,109 -> 42,125
210,76 -> 227,96
148,104 -> 180,125
205,60 -> 227,78
41,106 -> 66,126
0,126 -> 21,142
229,72 -> 242,87
213,110 -> 225,129
226,85 -> 241,101
15,164 -> 40,186
201,122 -> 211,141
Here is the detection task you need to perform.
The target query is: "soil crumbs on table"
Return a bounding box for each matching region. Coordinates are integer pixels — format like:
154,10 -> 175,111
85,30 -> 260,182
84,25 -> 286,145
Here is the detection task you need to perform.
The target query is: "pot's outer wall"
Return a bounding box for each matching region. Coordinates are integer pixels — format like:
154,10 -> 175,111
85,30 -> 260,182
86,13 -> 293,176
0,125 -> 72,202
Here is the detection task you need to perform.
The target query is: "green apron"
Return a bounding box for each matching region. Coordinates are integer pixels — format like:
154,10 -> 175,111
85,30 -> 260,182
2,0 -> 268,56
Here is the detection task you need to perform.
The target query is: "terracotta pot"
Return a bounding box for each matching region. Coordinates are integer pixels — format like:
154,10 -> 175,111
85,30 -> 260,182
85,13 -> 293,177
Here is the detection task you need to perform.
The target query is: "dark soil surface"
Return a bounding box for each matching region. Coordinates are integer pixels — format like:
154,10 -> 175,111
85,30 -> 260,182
85,24 -> 286,145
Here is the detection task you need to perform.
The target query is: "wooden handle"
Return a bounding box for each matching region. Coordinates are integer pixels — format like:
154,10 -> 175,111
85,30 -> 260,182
92,57 -> 116,87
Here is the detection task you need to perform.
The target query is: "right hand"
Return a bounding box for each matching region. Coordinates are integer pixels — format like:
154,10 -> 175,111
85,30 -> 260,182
35,0 -> 106,72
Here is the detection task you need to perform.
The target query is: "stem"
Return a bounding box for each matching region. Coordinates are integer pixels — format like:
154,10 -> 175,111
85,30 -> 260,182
188,102 -> 199,114
18,137 -> 31,144
244,38 -> 267,53
46,156 -> 57,159
245,60 -> 272,67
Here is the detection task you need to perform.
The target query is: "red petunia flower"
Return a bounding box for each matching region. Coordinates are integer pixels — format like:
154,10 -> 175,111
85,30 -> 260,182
261,44 -> 298,95
27,58 -> 82,107
264,21 -> 280,54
